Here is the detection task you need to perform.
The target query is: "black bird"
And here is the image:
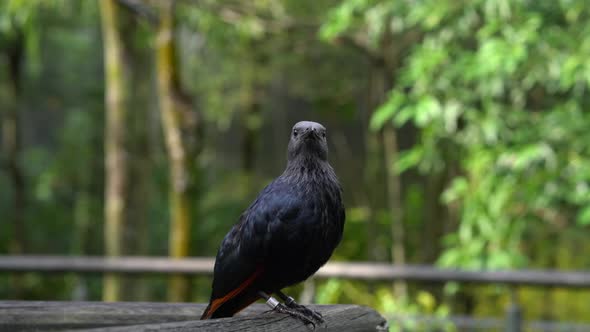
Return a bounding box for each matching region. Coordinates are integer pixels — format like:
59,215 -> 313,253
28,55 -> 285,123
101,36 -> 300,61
201,121 -> 345,326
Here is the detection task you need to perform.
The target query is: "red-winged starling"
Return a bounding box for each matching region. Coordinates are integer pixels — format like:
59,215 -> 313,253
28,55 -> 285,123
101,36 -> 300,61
200,121 -> 345,326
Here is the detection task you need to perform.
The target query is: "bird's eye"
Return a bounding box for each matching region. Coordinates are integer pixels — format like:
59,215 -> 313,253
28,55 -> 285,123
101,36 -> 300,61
293,130 -> 298,137
322,131 -> 326,138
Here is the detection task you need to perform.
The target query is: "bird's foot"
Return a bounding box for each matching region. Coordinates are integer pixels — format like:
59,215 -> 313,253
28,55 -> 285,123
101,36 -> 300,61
261,294 -> 321,329
278,293 -> 324,326
274,303 -> 320,328
284,300 -> 324,326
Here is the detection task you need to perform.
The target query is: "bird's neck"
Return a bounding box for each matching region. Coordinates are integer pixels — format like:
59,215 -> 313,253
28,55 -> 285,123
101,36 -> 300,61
283,156 -> 337,184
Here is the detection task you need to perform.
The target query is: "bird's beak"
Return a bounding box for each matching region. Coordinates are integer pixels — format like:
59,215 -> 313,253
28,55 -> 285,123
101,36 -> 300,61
302,129 -> 320,141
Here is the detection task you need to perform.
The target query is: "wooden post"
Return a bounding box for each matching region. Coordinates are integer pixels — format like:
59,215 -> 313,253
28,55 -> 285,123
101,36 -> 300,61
505,288 -> 522,332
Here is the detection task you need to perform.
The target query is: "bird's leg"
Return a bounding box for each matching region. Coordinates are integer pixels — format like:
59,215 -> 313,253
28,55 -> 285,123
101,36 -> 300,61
277,291 -> 324,325
258,291 -> 317,328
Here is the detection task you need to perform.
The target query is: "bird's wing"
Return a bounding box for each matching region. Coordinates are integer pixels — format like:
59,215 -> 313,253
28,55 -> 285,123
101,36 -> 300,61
200,220 -> 264,319
201,180 -> 302,319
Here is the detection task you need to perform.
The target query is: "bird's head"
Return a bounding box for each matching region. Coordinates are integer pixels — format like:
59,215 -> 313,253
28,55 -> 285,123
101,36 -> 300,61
287,121 -> 328,162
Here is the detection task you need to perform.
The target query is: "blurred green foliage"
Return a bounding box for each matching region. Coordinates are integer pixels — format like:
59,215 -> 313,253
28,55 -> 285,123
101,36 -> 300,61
1,0 -> 590,327
323,0 -> 590,269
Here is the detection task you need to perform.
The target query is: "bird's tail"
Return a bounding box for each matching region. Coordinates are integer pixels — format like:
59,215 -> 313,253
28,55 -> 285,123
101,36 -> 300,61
200,303 -> 214,320
200,293 -> 259,319
201,267 -> 264,319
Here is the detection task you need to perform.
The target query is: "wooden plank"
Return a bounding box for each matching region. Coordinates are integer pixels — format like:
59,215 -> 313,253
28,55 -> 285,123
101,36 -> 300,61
0,301 -> 204,331
0,301 -> 387,332
0,256 -> 214,275
1,255 -> 590,287
80,304 -> 387,332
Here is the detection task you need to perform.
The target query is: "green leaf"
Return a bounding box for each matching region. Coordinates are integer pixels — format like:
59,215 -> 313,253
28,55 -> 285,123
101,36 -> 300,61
512,143 -> 553,170
414,95 -> 441,127
393,105 -> 416,126
319,0 -> 370,40
577,206 -> 590,225
441,177 -> 468,203
369,91 -> 405,130
395,147 -> 423,174
369,102 -> 394,131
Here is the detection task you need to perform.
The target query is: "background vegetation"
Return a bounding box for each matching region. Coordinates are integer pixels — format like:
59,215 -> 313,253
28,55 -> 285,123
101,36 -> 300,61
1,0 -> 589,325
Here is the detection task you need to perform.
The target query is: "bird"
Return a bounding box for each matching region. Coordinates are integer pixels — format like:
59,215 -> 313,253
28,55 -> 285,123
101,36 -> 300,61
200,121 -> 345,326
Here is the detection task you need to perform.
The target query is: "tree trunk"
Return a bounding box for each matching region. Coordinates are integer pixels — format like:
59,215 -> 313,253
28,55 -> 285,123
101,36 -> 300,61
99,0 -> 129,302
155,0 -> 198,302
363,110 -> 385,262
240,97 -> 260,196
239,40 -> 263,194
363,59 -> 388,263
125,68 -> 153,302
421,172 -> 444,263
382,125 -> 407,298
372,58 -> 407,298
120,10 -> 153,302
240,94 -> 260,177
71,192 -> 91,300
1,26 -> 26,299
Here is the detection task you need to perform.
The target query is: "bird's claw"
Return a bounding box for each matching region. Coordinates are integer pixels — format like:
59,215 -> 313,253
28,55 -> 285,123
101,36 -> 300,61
285,302 -> 325,326
273,303 -> 321,329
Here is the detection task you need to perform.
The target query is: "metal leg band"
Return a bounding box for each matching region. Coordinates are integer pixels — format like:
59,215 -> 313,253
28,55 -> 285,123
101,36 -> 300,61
284,296 -> 295,306
266,296 -> 280,309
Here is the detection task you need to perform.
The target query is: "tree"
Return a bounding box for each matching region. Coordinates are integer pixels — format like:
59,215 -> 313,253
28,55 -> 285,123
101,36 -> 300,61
322,0 -> 590,272
321,1 -> 424,298
0,11 -> 26,300
99,0 -> 129,302
155,0 -> 200,302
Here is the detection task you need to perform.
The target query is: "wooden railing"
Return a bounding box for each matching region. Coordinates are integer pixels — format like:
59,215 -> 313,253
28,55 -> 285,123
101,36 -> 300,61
2,255 -> 590,332
1,255 -> 590,287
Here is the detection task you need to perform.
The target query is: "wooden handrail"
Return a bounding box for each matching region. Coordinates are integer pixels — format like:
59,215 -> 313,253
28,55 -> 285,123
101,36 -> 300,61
1,255 -> 589,287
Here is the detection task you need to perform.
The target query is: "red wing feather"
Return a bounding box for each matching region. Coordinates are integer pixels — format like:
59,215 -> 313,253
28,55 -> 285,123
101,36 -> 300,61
200,267 -> 264,319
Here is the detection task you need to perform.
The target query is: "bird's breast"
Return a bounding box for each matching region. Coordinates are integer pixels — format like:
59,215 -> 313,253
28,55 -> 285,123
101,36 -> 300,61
270,188 -> 343,282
